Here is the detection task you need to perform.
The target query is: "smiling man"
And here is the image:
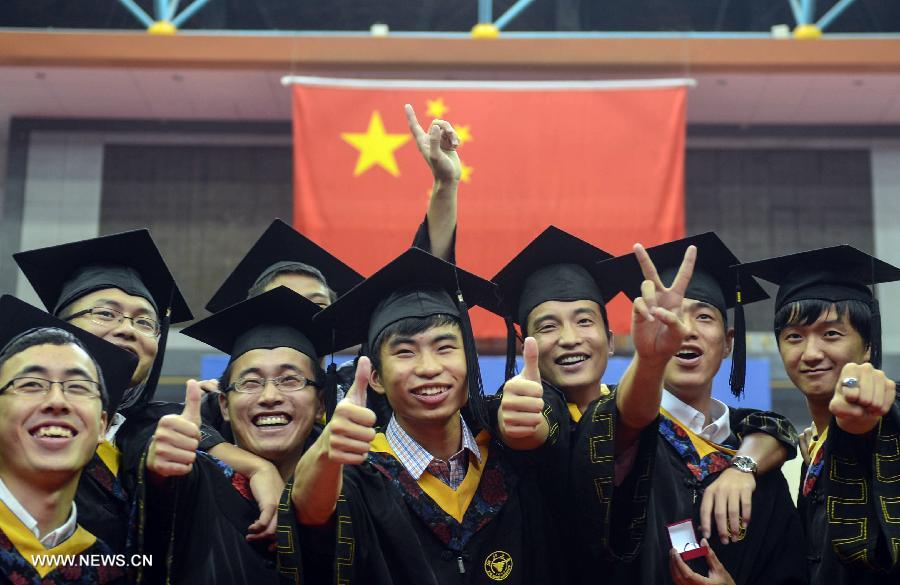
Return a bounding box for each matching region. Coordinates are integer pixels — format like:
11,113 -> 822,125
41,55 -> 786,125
13,230 -> 284,551
0,294 -> 136,585
739,246 -> 900,584
134,286 -> 333,585
603,234 -> 805,585
291,248 -> 562,584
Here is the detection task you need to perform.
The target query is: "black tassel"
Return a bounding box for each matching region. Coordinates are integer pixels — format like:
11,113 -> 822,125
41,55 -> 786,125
456,290 -> 489,433
728,279 -> 746,398
871,298 -> 882,369
504,317 -> 518,382
324,361 -> 338,422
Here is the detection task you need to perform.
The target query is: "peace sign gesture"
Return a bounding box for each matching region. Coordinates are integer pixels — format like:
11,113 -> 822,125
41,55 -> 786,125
631,244 -> 697,363
404,104 -> 461,185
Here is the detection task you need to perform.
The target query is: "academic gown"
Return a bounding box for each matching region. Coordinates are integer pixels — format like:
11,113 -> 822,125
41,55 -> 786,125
292,429 -> 563,585
0,501 -> 125,585
74,400 -> 183,555
802,397 -> 900,583
598,407 -> 807,585
133,450 -> 285,585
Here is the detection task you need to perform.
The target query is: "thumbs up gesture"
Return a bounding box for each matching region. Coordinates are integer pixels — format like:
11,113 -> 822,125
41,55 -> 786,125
499,337 -> 547,444
324,357 -> 378,466
147,380 -> 203,478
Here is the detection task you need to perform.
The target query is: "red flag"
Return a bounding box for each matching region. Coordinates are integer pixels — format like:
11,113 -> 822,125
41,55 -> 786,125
291,78 -> 687,340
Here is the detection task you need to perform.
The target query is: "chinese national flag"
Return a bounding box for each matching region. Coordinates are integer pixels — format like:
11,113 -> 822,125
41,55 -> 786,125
291,78 -> 687,341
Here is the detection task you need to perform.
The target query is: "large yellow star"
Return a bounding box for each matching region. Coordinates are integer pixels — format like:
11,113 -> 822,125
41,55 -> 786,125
460,162 -> 474,183
456,125 -> 473,146
426,98 -> 449,119
341,111 -> 411,177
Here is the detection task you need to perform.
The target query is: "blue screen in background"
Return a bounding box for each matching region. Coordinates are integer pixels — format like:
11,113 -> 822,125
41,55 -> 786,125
201,354 -> 771,411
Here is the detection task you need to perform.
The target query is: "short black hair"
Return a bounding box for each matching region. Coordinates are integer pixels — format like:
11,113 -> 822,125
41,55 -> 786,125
0,327 -> 109,411
773,299 -> 872,351
248,262 -> 337,304
370,314 -> 461,374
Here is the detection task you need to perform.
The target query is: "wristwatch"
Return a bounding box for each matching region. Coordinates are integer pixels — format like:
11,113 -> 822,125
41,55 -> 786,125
730,455 -> 758,475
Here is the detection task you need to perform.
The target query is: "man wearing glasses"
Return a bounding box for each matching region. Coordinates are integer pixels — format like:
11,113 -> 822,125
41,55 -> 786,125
134,287 -> 333,585
13,230 -> 285,553
0,295 -> 135,584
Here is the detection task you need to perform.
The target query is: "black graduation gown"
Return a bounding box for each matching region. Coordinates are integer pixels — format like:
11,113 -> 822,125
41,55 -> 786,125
132,450 -> 289,585
565,385 -> 659,583
598,407 -> 807,585
802,397 -> 900,583
293,430 -> 562,585
73,400 -> 183,555
0,504 -> 125,585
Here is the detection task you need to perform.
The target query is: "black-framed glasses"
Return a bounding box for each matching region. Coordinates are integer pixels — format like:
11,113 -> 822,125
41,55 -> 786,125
0,377 -> 101,400
66,307 -> 160,337
228,374 -> 318,395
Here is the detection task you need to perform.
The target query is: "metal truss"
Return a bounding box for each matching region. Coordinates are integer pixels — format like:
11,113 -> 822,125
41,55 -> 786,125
116,0 -> 214,33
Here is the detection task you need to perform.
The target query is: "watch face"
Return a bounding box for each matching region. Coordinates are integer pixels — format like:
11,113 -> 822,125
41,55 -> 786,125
732,455 -> 757,473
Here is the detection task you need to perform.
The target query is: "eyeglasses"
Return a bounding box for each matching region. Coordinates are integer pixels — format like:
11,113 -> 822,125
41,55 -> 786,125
66,307 -> 160,337
228,374 -> 318,395
0,377 -> 101,400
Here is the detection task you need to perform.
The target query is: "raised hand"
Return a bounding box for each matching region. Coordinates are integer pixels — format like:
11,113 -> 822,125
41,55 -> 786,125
405,103 -> 461,184
631,244 -> 697,363
147,380 -> 203,477
830,362 -> 896,435
324,357 -> 377,465
499,337 -> 545,441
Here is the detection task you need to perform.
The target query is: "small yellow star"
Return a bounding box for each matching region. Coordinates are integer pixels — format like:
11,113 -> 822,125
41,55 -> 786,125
426,98 -> 449,119
460,162 -> 474,183
456,125 -> 473,146
341,111 -> 411,177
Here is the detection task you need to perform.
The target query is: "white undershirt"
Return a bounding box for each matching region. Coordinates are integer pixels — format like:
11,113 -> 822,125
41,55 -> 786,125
661,389 -> 732,445
105,412 -> 126,446
0,476 -> 77,548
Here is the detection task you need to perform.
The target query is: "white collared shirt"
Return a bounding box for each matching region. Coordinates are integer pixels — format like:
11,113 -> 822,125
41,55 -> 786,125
0,476 -> 77,548
661,389 -> 731,445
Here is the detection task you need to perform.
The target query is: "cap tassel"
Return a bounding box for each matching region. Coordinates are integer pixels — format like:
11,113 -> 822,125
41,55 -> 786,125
871,298 -> 882,369
455,289 -> 489,433
121,305 -> 171,417
324,361 -> 338,422
728,283 -> 746,398
504,317 -> 518,381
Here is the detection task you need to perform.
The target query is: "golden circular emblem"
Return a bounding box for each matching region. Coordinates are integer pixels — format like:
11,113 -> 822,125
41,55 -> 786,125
484,551 -> 513,581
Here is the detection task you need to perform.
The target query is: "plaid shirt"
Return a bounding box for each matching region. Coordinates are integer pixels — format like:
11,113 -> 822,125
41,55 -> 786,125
385,413 -> 482,489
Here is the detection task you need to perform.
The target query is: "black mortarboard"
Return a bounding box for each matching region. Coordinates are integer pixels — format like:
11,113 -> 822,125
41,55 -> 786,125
13,230 -> 192,323
492,226 -> 619,327
181,286 -> 336,371
491,226 -> 619,379
736,245 -> 900,368
0,295 -> 137,416
602,232 -> 769,397
205,219 -> 364,313
315,247 -> 503,429
14,230 -> 192,414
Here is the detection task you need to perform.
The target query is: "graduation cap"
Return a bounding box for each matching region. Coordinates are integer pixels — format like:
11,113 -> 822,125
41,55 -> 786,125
13,230 -> 192,414
315,247 -> 503,429
736,245 -> 900,369
491,226 -> 619,379
205,219 -> 364,313
600,232 -> 769,397
0,295 -> 138,416
181,286 -> 338,373
13,230 -> 192,323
